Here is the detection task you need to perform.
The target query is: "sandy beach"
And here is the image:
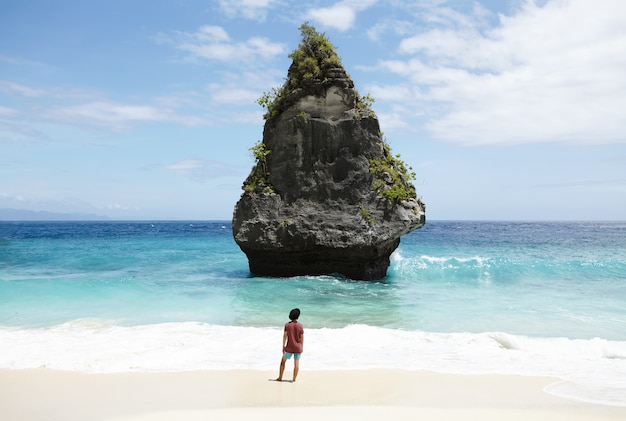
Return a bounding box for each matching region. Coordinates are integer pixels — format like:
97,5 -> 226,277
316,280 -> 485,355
1,369 -> 624,421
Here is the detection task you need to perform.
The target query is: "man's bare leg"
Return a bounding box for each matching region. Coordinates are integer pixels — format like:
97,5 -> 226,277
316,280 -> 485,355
276,357 -> 287,381
292,358 -> 299,382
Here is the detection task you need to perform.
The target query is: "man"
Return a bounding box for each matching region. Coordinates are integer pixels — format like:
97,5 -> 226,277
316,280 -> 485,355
276,308 -> 304,382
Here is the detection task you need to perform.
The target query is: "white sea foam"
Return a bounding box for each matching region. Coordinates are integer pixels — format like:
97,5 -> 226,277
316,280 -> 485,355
392,253 -> 492,272
414,255 -> 490,265
1,321 -> 625,406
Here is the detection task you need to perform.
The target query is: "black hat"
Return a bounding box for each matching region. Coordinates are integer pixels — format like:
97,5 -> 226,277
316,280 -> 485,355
289,308 -> 300,321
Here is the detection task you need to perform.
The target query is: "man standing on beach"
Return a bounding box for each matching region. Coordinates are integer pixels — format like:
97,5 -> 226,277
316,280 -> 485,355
277,308 -> 304,382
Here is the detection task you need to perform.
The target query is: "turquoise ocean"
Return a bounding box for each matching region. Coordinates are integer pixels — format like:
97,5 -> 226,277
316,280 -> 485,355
1,220 -> 625,406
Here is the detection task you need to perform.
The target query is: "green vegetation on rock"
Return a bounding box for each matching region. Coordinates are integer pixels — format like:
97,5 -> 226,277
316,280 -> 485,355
257,86 -> 285,120
286,22 -> 342,86
356,92 -> 375,110
369,141 -> 417,202
257,22 -> 346,120
243,140 -> 274,194
359,205 -> 376,226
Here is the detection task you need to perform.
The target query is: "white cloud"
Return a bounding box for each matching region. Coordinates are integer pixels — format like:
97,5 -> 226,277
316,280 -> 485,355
217,0 -> 277,20
166,159 -> 207,175
174,25 -> 284,62
0,106 -> 18,117
165,159 -> 232,181
45,98 -> 215,130
369,83 -> 420,102
247,37 -> 285,57
377,0 -> 626,146
0,54 -> 47,68
0,80 -> 46,97
45,101 -> 168,130
208,84 -> 259,106
0,77 -> 262,136
194,25 -> 230,43
377,111 -> 411,132
307,5 -> 356,32
0,80 -> 113,102
367,83 -> 424,131
367,19 -> 414,41
306,0 -> 377,32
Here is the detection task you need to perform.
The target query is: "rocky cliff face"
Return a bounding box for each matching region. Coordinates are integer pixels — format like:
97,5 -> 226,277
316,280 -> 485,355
232,24 -> 425,280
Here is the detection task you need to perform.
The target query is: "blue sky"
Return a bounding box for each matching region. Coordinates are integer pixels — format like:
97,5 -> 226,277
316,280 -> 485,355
1,0 -> 625,220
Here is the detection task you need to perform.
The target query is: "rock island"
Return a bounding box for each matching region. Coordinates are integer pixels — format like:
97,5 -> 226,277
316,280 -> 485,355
232,23 -> 425,280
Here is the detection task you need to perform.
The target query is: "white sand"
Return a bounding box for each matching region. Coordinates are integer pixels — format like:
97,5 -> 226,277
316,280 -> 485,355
1,369 -> 624,421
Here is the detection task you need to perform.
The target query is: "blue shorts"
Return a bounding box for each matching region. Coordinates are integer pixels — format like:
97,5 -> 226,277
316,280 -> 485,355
283,352 -> 301,360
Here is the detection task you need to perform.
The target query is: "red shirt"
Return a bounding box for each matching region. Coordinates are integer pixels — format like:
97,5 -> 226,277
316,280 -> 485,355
284,321 -> 304,353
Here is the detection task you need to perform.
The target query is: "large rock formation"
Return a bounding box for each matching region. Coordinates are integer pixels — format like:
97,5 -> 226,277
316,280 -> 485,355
232,24 -> 425,280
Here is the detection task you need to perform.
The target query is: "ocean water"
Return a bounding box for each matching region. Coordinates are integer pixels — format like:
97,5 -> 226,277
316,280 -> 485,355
1,220 -> 625,406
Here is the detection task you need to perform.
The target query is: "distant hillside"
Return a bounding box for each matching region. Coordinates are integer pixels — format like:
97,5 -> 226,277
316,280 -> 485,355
0,208 -> 108,221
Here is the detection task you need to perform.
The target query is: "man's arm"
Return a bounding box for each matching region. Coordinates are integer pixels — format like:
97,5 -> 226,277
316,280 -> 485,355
282,330 -> 288,351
